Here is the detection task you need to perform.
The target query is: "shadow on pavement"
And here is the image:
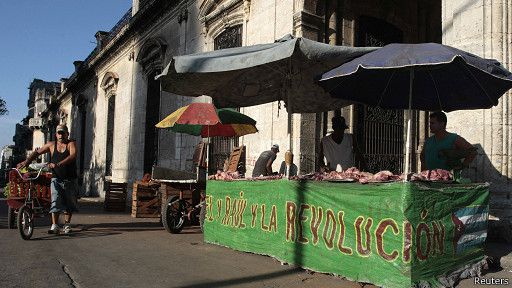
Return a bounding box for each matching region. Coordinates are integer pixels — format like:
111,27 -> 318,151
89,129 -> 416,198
22,221 -> 165,241
32,229 -> 121,241
31,221 -> 165,240
177,267 -> 303,288
178,226 -> 203,235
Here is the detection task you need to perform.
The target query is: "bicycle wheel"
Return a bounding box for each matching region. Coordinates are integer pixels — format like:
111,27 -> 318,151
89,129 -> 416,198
17,205 -> 34,240
7,206 -> 16,229
162,196 -> 185,234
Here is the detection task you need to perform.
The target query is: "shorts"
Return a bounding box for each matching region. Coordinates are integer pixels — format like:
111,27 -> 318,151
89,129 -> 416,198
50,178 -> 79,213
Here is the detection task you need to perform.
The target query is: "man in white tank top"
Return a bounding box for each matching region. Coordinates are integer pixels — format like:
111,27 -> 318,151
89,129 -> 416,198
318,116 -> 363,171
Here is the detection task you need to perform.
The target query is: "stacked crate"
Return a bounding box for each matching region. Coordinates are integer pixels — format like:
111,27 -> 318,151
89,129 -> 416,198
104,182 -> 127,212
131,182 -> 161,218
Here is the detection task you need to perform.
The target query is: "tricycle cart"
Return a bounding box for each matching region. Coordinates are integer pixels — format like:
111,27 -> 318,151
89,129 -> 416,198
7,165 -> 51,240
152,142 -> 207,233
158,179 -> 205,233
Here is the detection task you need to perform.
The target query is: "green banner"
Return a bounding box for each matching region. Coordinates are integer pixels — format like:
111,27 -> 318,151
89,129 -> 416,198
204,180 -> 489,288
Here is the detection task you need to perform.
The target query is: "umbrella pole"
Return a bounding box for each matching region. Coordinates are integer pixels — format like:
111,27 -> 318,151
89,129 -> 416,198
206,126 -> 210,177
288,87 -> 293,154
404,69 -> 414,177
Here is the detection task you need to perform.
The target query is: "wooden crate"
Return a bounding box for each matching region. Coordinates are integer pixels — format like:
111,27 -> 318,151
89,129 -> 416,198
104,182 -> 127,212
131,182 -> 161,218
159,183 -> 194,204
226,145 -> 245,173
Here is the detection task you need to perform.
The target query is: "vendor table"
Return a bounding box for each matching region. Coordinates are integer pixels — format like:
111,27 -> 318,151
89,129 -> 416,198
203,180 -> 489,288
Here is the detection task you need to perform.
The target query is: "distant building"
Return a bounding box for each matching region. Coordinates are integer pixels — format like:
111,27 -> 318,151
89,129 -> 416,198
27,79 -> 61,162
0,145 -> 12,185
1,145 -> 14,170
12,121 -> 32,165
11,79 -> 61,166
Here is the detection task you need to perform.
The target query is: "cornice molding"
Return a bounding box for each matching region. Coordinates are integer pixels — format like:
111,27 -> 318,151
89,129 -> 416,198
209,11 -> 244,40
136,37 -> 167,75
66,0 -> 180,93
293,10 -> 324,31
200,0 -> 243,23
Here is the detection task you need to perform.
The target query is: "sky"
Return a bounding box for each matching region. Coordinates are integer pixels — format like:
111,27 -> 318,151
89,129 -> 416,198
0,1 -> 132,149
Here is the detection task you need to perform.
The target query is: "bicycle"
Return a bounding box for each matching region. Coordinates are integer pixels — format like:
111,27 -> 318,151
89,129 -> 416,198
161,184 -> 206,234
7,164 -> 50,240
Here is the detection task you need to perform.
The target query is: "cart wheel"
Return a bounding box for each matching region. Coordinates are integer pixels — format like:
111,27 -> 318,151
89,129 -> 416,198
162,196 -> 185,234
17,205 -> 34,240
199,200 -> 206,233
7,206 -> 16,229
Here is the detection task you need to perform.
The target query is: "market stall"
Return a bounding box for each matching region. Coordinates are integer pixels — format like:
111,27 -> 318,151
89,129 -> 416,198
156,39 -> 512,287
203,179 -> 489,288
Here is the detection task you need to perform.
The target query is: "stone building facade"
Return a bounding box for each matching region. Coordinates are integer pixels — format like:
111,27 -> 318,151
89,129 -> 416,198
49,0 -> 511,219
27,79 -> 61,162
442,1 -> 512,219
0,145 -> 14,184
10,79 -> 60,166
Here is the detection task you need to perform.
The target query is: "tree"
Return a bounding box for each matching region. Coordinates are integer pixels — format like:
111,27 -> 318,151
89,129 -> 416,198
0,97 -> 7,116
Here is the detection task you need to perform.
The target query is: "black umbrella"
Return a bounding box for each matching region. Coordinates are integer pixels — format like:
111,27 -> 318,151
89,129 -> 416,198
319,43 -> 512,174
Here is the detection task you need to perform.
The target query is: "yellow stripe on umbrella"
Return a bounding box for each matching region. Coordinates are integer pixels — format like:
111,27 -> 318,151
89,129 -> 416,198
155,105 -> 189,128
231,124 -> 258,137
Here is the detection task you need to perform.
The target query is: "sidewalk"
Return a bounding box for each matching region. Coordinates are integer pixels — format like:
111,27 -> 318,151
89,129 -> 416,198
0,198 -> 510,287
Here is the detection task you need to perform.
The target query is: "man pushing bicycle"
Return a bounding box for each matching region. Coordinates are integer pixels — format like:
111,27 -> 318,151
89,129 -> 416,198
17,124 -> 78,235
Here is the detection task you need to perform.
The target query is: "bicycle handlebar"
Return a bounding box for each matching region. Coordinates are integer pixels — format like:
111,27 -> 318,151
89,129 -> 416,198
11,164 -> 48,181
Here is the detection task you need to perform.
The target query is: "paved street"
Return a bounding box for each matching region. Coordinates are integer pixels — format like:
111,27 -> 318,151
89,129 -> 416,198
0,198 -> 510,288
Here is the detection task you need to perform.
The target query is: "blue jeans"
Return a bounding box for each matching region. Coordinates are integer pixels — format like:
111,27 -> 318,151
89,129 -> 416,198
50,178 -> 78,213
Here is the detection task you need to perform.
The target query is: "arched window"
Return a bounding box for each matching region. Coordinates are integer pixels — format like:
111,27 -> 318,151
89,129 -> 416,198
101,72 -> 119,176
214,25 -> 242,50
199,0 -> 246,50
136,38 -> 167,76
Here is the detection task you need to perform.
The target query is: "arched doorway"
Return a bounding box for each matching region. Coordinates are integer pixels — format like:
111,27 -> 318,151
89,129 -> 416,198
355,16 -> 405,173
137,38 -> 167,174
209,25 -> 243,172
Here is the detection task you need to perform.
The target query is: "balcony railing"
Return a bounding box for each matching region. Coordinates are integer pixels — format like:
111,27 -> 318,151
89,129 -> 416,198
107,7 -> 132,43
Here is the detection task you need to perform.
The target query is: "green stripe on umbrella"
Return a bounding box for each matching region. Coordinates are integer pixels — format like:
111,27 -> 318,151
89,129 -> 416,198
157,105 -> 258,137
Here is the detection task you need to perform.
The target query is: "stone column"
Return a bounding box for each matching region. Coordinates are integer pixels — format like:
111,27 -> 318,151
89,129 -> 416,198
442,0 -> 512,218
291,3 -> 324,173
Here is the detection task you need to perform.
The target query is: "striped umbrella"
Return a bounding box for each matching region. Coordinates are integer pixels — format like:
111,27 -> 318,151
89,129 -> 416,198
155,103 -> 258,137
